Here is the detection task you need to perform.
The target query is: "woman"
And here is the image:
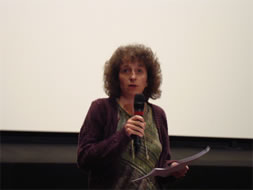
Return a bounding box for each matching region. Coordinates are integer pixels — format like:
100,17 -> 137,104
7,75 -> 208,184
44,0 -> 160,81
77,44 -> 188,189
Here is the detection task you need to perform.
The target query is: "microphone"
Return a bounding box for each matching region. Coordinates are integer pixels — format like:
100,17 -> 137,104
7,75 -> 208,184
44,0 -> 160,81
133,93 -> 145,153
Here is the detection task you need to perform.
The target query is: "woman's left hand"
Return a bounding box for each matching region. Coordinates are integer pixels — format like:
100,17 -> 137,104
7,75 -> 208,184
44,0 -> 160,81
170,162 -> 189,178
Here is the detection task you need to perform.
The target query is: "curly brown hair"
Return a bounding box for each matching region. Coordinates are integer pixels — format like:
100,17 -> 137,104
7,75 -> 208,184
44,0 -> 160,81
103,44 -> 162,100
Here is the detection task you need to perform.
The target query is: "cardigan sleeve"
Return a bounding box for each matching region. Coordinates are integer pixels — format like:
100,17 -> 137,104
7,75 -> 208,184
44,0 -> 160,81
77,99 -> 131,171
150,104 -> 172,165
152,104 -> 178,187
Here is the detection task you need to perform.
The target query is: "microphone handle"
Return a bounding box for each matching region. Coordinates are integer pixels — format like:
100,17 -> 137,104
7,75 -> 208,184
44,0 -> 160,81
133,135 -> 141,153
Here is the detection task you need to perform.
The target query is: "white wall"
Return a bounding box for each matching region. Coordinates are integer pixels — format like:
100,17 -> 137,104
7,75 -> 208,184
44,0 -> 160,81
1,0 -> 252,139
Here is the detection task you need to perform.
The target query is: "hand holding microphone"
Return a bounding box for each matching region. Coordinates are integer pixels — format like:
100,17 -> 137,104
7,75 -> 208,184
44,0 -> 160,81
124,115 -> 146,138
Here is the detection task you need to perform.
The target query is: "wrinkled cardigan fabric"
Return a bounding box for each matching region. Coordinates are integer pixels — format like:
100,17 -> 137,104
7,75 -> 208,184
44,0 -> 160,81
77,97 -> 174,189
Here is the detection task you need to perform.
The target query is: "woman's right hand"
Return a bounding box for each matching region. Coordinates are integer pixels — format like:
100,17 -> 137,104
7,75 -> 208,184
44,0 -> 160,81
124,115 -> 146,138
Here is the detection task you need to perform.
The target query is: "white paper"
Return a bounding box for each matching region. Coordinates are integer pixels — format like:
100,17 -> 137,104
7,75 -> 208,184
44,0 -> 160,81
132,146 -> 210,182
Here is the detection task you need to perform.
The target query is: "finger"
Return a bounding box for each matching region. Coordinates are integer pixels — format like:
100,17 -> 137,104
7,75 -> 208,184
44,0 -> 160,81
128,122 -> 145,133
127,124 -> 145,136
132,115 -> 145,122
127,127 -> 144,137
125,125 -> 137,137
170,162 -> 179,167
128,120 -> 146,130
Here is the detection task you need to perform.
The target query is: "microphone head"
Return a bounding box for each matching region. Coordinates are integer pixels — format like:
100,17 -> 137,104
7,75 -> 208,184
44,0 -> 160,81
134,94 -> 145,111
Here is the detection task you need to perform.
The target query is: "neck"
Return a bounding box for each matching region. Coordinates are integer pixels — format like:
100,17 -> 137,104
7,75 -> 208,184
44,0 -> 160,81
118,95 -> 135,115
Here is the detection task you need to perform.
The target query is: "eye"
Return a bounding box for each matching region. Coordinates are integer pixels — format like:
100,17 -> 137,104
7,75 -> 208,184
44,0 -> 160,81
121,68 -> 130,73
137,68 -> 143,73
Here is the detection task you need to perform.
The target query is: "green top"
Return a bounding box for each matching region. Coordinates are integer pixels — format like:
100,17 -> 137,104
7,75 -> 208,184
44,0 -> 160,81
113,103 -> 162,190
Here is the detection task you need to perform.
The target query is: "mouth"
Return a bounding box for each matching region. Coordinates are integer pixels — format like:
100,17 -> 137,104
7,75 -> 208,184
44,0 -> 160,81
128,84 -> 137,88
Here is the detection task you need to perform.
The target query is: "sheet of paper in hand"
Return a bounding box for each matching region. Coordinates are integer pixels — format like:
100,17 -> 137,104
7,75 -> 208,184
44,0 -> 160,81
132,146 -> 210,182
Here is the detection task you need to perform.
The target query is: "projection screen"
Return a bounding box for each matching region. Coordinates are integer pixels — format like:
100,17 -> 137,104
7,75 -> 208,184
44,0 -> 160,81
1,0 -> 252,139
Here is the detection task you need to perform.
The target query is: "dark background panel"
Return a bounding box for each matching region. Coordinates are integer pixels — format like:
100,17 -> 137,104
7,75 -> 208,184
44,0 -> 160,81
1,131 -> 252,190
1,164 -> 252,189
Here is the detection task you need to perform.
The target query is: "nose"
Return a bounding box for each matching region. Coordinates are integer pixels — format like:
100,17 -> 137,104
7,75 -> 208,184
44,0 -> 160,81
130,71 -> 136,80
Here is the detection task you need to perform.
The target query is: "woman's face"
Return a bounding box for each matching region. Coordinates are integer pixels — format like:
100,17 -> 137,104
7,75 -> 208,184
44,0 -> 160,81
119,60 -> 147,99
